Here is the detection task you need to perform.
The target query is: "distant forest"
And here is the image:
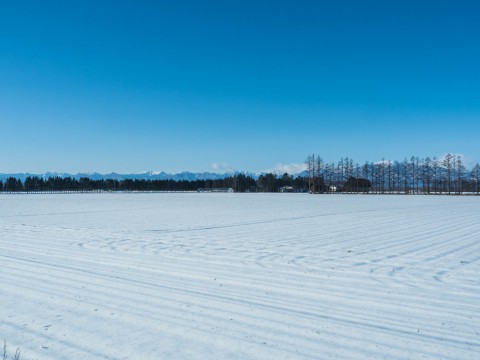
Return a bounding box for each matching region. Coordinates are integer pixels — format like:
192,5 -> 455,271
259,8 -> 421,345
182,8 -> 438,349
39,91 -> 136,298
1,153 -> 479,194
305,153 -> 480,194
0,173 -> 305,193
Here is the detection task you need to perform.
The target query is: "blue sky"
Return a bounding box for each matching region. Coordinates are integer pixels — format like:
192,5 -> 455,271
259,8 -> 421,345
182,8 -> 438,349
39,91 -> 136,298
1,1 -> 479,173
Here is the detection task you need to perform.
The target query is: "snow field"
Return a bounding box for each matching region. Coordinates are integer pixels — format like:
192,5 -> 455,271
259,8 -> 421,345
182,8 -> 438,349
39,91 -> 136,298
1,193 -> 479,359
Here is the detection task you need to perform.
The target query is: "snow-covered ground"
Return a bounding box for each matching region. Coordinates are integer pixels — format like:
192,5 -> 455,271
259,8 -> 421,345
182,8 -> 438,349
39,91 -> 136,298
1,193 -> 479,359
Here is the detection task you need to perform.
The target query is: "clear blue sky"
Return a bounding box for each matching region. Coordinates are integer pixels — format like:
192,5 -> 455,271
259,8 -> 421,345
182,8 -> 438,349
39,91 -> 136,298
1,1 -> 479,173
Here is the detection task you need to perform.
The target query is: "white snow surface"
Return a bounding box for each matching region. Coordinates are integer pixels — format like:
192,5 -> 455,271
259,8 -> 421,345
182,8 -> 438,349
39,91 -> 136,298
1,193 -> 479,359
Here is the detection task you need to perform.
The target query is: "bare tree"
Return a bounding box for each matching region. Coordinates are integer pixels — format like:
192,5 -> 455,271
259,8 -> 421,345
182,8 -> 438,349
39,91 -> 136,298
409,156 -> 421,194
402,158 -> 409,194
329,162 -> 336,190
380,158 -> 386,193
362,162 -> 369,190
305,154 -> 315,193
456,156 -> 465,194
394,161 -> 402,194
315,155 -> 324,193
355,162 -> 360,193
415,156 -> 421,194
348,158 -> 354,187
432,157 -> 440,193
338,157 -> 345,188
423,157 -> 432,194
304,154 -> 478,196
386,160 -> 393,193
471,163 -> 480,194
443,153 -> 453,194
325,163 -> 334,189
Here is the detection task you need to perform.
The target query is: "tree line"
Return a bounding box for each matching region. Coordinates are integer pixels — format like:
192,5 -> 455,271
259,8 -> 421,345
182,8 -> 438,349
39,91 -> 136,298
0,173 -> 308,193
306,153 -> 480,194
2,153 -> 479,195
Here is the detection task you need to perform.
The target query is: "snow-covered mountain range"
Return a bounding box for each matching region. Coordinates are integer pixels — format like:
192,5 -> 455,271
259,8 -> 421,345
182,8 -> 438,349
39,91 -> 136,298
0,171 -> 263,182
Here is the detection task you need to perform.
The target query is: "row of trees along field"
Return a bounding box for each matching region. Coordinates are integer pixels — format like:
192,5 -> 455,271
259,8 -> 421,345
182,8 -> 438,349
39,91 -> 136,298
0,173 -> 308,193
306,153 -> 480,194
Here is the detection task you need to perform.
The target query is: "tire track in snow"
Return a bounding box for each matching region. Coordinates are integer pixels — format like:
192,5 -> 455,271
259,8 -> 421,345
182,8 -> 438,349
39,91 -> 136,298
1,194 -> 479,359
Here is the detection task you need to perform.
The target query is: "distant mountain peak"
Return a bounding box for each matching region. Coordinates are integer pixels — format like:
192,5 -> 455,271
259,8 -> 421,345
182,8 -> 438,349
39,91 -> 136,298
0,171 -> 259,182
